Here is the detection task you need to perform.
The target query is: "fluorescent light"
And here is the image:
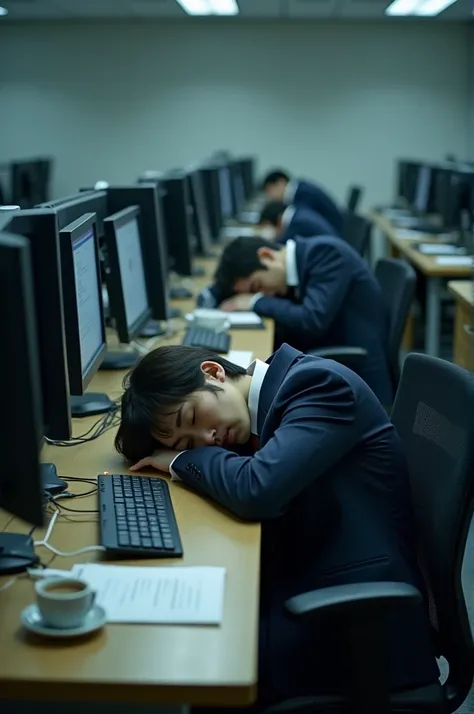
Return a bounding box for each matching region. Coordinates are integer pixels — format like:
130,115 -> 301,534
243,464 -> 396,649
385,0 -> 422,15
0,7 -> 8,16
176,0 -> 239,15
176,0 -> 212,15
415,0 -> 457,14
208,0 -> 239,14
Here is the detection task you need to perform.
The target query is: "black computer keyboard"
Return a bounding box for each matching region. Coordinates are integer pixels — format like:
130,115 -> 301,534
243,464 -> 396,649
182,326 -> 231,353
98,474 -> 183,558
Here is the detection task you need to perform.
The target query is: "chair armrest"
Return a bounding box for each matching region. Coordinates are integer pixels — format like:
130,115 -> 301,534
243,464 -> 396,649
306,346 -> 368,368
285,581 -> 422,620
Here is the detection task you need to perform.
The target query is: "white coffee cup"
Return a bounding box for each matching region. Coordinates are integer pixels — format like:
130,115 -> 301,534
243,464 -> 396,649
192,309 -> 231,333
35,577 -> 95,629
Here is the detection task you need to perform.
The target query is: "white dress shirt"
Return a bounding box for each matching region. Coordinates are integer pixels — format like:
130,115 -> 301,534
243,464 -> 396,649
285,239 -> 299,288
281,205 -> 296,228
284,179 -> 299,205
249,239 -> 299,310
170,359 -> 269,479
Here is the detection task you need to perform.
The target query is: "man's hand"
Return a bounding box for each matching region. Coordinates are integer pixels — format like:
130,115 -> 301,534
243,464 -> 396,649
130,449 -> 181,475
220,294 -> 254,312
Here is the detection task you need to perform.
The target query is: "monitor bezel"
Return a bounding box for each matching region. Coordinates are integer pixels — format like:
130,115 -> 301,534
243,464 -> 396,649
0,232 -> 44,526
103,205 -> 152,344
59,213 -> 107,395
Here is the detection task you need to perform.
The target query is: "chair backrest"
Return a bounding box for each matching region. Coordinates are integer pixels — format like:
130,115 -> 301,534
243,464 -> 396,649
391,354 -> 474,712
347,185 -> 363,212
374,258 -> 416,389
341,211 -> 371,256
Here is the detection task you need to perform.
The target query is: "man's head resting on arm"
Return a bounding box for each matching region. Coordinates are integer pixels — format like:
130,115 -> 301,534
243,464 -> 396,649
215,236 -> 288,298
115,345 -> 251,465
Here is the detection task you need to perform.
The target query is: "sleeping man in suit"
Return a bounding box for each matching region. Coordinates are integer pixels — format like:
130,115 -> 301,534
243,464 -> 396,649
263,168 -> 344,235
196,202 -> 339,310
217,235 -> 393,407
259,199 -> 338,243
116,344 -> 439,712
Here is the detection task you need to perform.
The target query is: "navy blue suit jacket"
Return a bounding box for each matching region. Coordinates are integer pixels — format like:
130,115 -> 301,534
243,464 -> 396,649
253,236 -> 393,406
278,206 -> 338,245
172,345 -> 437,700
292,179 -> 344,235
195,207 -> 338,308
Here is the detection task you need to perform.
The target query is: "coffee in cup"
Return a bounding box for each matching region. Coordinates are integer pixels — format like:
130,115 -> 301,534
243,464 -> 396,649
35,577 -> 95,629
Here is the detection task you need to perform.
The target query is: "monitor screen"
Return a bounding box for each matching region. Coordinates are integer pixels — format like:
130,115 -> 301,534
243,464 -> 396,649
116,216 -> 149,329
413,166 -> 431,214
234,171 -> 245,211
72,227 -> 104,377
218,166 -> 233,218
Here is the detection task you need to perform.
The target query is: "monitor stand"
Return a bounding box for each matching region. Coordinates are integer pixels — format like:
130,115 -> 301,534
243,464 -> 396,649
0,533 -> 39,575
138,319 -> 167,338
99,349 -> 140,371
0,465 -> 69,575
41,463 -> 67,495
169,286 -> 193,300
192,266 -> 206,277
70,393 -> 116,418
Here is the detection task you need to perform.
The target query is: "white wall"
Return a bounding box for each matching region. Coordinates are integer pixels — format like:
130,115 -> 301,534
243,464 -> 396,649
0,20 -> 470,206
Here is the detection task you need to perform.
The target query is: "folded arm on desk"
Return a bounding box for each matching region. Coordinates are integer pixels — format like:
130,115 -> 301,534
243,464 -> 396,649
171,373 -> 357,521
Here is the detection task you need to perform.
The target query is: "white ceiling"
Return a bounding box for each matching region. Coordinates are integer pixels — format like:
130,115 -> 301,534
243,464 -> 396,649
0,0 -> 472,22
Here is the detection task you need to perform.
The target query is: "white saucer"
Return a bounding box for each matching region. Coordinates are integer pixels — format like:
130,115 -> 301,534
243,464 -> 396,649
21,604 -> 107,639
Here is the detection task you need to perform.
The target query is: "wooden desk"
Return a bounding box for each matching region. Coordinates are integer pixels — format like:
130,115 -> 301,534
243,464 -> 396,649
0,256 -> 274,707
448,281 -> 474,371
371,212 -> 473,357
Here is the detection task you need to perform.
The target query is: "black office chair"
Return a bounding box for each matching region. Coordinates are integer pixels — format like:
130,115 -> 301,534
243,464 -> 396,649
375,258 -> 416,390
264,353 -> 474,714
346,185 -> 363,213
341,212 -> 371,256
306,258 -> 416,400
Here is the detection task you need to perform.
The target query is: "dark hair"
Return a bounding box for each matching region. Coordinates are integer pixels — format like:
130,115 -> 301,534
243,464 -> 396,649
214,236 -> 281,292
259,200 -> 286,227
262,169 -> 290,189
115,345 -> 247,463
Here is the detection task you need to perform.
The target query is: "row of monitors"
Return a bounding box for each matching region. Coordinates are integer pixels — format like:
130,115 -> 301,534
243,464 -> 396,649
0,157 -> 257,446
396,159 -> 474,230
0,157 -> 53,208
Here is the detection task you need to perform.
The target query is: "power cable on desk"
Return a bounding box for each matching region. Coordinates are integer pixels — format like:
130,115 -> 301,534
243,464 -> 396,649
45,404 -> 121,447
34,508 -> 105,558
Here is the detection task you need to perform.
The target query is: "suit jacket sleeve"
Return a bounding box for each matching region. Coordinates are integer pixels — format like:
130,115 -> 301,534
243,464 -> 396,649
171,369 -> 358,521
252,244 -> 351,339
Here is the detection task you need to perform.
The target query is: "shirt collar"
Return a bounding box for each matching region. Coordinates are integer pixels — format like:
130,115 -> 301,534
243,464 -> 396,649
247,359 -> 269,436
284,178 -> 298,204
281,205 -> 296,228
285,239 -> 299,287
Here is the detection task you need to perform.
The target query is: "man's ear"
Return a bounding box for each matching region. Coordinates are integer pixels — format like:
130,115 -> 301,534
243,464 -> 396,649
200,360 -> 226,383
257,246 -> 276,262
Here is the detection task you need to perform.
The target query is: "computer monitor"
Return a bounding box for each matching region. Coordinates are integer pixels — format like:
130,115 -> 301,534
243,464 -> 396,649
38,190 -> 109,238
199,165 -> 222,241
10,161 -> 40,208
0,232 -> 44,533
58,213 -> 108,396
187,168 -> 214,257
413,165 -> 431,215
161,171 -> 194,276
218,164 -> 234,220
433,167 -> 465,231
103,206 -> 152,343
107,185 -> 168,322
238,157 -> 256,201
231,161 -> 246,214
5,210 -> 72,441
